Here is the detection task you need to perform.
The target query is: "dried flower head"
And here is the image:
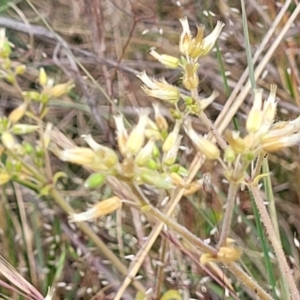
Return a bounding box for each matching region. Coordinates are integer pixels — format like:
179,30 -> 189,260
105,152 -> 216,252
179,17 -> 225,59
137,71 -> 180,103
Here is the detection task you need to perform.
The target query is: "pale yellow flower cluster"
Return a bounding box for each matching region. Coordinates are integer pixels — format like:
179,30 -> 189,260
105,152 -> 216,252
137,17 -> 224,105
225,85 -> 300,163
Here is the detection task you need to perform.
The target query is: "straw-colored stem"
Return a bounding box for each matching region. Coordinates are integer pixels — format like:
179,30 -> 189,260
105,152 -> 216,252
114,155 -> 206,300
217,182 -> 240,248
250,185 -> 299,300
216,2 -> 300,135
49,188 -> 146,294
154,238 -> 167,299
227,262 -> 274,300
190,88 -> 227,150
262,158 -> 289,299
146,205 -> 217,255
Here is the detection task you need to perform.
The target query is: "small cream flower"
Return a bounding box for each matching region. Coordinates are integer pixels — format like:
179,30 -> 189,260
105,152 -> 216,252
150,50 -> 179,69
261,84 -> 277,132
184,120 -> 220,160
179,18 -> 225,58
162,120 -> 181,152
196,90 -> 219,111
135,139 -> 155,166
182,63 -> 199,90
126,110 -> 149,155
163,135 -> 182,166
246,89 -> 264,133
261,132 -> 300,152
113,115 -> 128,155
8,102 -> 27,123
82,134 -> 119,169
1,132 -> 15,150
153,103 -> 168,131
137,71 -> 180,103
39,68 -> 48,86
57,147 -> 100,166
200,21 -> 225,57
69,197 -> 122,222
179,17 -> 193,55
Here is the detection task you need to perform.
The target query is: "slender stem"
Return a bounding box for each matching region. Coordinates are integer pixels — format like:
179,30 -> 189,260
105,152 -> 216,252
154,237 -> 167,299
261,159 -> 289,297
8,150 -> 46,184
114,155 -> 206,300
147,205 -> 217,255
218,182 -> 239,248
190,88 -> 227,150
49,188 -> 146,294
199,111 -> 228,150
250,185 -> 299,300
227,262 -> 274,300
252,152 -> 265,179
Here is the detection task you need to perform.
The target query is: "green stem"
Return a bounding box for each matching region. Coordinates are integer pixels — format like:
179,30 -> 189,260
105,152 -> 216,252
262,158 -> 289,299
249,185 -> 299,300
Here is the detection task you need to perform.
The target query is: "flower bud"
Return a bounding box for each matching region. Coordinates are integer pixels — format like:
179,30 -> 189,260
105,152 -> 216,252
199,21 -> 225,57
182,63 -> 199,90
137,71 -> 180,103
153,103 -> 168,131
147,159 -> 159,170
217,245 -> 242,263
126,111 -> 148,155
56,147 -> 98,166
8,103 -> 27,123
43,123 -> 53,149
0,173 -> 10,185
183,180 -> 202,196
49,81 -> 74,98
82,134 -> 119,169
262,131 -> 300,153
169,165 -> 189,177
179,17 -> 193,55
113,115 -> 128,155
261,84 -> 277,132
246,89 -> 263,133
184,120 -> 220,160
84,173 -> 106,189
11,124 -> 39,135
196,90 -> 219,111
15,65 -> 26,75
163,135 -> 182,166
225,130 -> 246,154
39,68 -> 48,86
135,139 -> 155,166
140,170 -> 173,189
1,132 -> 15,150
23,142 -> 34,154
150,50 -> 179,69
69,196 -> 122,222
162,120 -> 181,153
224,146 -> 236,163
6,74 -> 15,84
170,172 -> 185,187
22,91 -> 41,101
0,29 -> 11,58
